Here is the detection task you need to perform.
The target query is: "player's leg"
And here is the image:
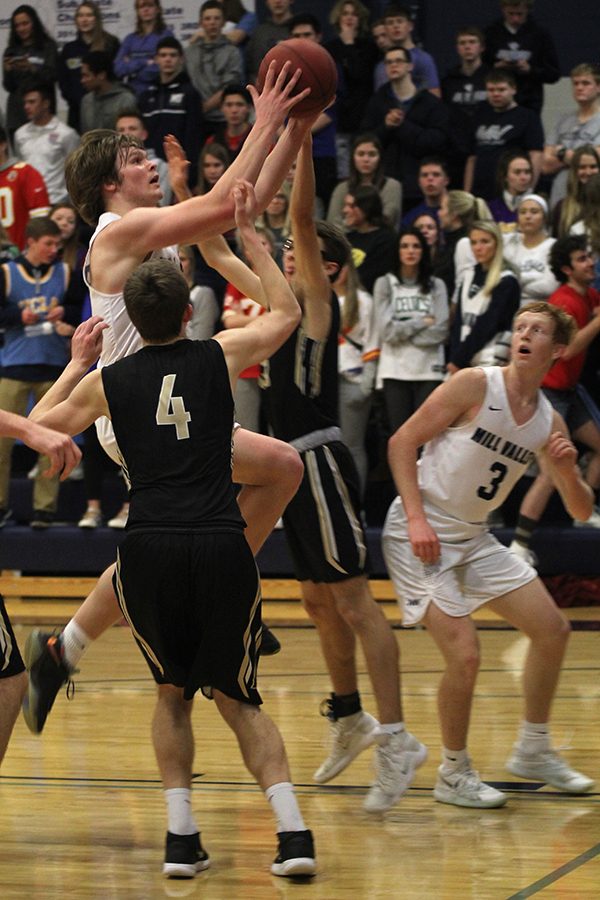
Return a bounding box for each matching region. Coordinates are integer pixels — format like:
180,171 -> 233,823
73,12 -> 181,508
22,564 -> 120,733
571,419 -> 600,522
510,471 -> 554,564
153,684 -> 210,878
425,604 -> 506,809
213,689 -> 315,878
232,428 -> 303,555
0,595 -> 27,765
489,580 -> 594,792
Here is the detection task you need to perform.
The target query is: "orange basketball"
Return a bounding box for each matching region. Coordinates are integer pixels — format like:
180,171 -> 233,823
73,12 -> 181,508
257,39 -> 338,117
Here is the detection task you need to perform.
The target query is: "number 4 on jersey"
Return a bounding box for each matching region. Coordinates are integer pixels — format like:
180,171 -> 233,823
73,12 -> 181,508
156,374 -> 191,440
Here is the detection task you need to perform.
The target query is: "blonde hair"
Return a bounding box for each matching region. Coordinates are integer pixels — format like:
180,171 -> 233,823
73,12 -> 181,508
469,220 -> 510,297
339,249 -> 362,332
329,0 -> 370,37
559,145 -> 600,237
447,190 -> 492,229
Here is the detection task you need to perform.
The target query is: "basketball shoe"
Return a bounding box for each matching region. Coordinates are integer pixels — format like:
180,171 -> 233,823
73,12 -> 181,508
363,729 -> 428,813
313,701 -> 379,783
506,748 -> 595,792
22,630 -> 75,733
163,832 -> 210,878
271,830 -> 316,877
434,763 -> 507,808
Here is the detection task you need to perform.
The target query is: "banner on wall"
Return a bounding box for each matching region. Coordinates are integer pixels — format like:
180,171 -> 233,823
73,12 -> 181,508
0,1 -> 255,119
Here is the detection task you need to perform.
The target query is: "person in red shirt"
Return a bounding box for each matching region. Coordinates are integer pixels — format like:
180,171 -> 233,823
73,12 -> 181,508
511,234 -> 600,563
0,125 -> 50,250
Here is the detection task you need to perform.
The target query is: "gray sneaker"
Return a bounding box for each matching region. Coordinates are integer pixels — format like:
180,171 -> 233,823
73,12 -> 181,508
313,705 -> 379,784
507,748 -> 595,792
434,765 -> 507,808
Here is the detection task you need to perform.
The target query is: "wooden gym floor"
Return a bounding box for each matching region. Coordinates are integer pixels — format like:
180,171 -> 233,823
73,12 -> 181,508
1,578 -> 599,899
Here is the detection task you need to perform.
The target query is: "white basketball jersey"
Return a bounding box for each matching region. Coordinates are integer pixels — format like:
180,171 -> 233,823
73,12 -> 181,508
84,212 -> 180,369
418,366 -> 553,524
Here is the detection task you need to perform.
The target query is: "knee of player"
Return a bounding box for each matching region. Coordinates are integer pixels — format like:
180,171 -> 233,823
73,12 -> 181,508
448,645 -> 481,682
276,444 -> 304,491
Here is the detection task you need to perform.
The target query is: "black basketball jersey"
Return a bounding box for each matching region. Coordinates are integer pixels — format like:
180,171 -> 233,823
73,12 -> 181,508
101,339 -> 244,532
265,291 -> 340,442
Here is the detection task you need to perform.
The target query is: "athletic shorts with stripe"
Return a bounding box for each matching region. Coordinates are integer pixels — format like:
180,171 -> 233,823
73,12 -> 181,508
282,440 -> 369,583
0,594 -> 25,679
382,497 -> 537,627
113,531 -> 262,704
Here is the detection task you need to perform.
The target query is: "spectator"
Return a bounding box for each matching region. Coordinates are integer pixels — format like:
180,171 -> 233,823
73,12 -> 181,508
464,70 -> 544,200
180,244 -> 219,341
325,0 -> 379,179
371,18 -> 391,56
0,218 -> 77,528
138,36 -> 203,187
361,45 -> 451,211
188,0 -> 257,49
488,150 -> 534,231
510,235 -> 600,565
114,0 -> 173,98
414,211 -> 443,266
435,190 -> 492,296
327,133 -> 402,232
569,174 -> 600,287
58,2 -> 120,132
543,64 -> 600,209
448,219 -> 520,372
205,84 -> 252,161
2,5 -> 58,139
503,194 -> 559,303
402,156 -> 449,227
192,143 -> 233,302
441,26 -> 490,185
332,236 -> 375,499
0,125 -> 49,251
13,81 -> 79,205
483,0 -> 559,113
287,13 -> 338,208
245,0 -> 294,84
343,184 -> 398,294
442,26 -> 490,118
80,51 -> 138,133
370,226 -> 449,434
115,110 -> 172,206
49,202 -> 85,274
184,1 -> 243,136
555,145 -> 600,237
374,4 -> 440,95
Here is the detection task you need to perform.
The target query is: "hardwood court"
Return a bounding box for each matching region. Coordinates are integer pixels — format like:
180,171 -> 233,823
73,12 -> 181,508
1,601 -> 599,899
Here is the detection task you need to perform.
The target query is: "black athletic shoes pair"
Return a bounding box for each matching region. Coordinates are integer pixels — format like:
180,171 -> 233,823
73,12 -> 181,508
163,829 -> 316,879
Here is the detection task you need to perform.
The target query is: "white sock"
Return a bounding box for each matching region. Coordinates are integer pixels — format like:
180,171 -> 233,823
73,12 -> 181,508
265,782 -> 306,833
378,722 -> 405,736
61,621 -> 91,668
165,788 -> 199,835
518,721 -> 551,754
441,747 -> 469,772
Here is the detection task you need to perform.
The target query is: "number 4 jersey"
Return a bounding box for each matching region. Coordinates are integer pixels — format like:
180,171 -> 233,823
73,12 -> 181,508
101,339 -> 244,532
418,366 -> 553,525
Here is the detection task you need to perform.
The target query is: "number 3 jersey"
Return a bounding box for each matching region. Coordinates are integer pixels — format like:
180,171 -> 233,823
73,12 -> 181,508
101,339 -> 244,533
418,366 -> 553,524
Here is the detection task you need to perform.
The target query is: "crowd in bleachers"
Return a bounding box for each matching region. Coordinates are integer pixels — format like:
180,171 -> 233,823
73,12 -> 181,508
1,0 -> 600,536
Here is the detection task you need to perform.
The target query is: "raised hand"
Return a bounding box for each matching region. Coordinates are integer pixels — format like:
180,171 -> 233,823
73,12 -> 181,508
70,315 -> 108,370
164,133 -> 191,200
232,179 -> 258,232
247,60 -> 311,128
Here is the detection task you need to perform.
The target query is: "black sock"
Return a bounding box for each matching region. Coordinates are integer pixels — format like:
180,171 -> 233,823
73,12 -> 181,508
514,514 -> 538,548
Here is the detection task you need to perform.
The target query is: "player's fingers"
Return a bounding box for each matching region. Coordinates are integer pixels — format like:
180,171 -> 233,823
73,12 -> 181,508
285,86 -> 311,110
262,59 -> 281,90
272,60 -> 293,91
58,443 -> 82,481
278,65 -> 301,95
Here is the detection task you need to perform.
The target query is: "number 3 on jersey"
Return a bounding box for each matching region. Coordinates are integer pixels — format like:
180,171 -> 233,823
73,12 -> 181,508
156,374 -> 191,440
477,461 -> 508,501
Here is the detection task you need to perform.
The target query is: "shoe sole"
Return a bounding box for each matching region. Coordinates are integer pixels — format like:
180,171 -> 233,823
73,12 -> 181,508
433,785 -> 508,809
271,858 -> 316,877
363,741 -> 429,813
506,761 -> 595,793
163,859 -> 210,878
313,728 -> 377,784
22,630 -> 47,734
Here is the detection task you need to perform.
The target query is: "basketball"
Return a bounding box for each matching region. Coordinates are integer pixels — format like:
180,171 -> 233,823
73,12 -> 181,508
257,39 -> 338,117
